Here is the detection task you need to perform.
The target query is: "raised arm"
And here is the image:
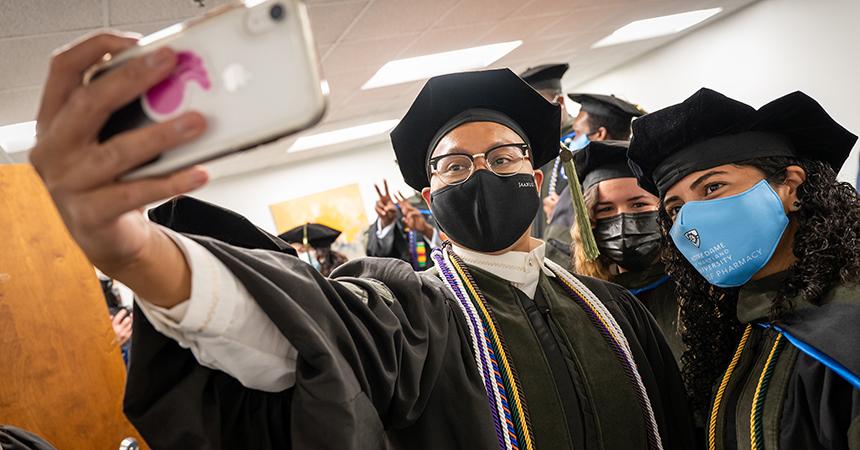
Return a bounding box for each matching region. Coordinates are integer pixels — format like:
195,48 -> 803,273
30,33 -> 207,309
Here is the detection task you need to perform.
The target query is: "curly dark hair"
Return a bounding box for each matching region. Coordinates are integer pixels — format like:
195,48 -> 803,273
656,156 -> 860,415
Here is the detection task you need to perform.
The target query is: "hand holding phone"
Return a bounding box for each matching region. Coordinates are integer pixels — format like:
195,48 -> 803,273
88,0 -> 327,180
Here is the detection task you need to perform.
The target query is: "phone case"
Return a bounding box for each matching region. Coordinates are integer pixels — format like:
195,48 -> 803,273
92,0 -> 327,180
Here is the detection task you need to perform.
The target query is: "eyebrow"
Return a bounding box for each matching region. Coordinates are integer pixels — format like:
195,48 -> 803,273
688,170 -> 729,191
435,140 -> 511,157
626,195 -> 646,202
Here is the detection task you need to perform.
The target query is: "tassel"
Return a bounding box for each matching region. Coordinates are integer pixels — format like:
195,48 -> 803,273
559,142 -> 600,260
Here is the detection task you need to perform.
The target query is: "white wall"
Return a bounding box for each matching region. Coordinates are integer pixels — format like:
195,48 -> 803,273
191,139 -> 410,234
572,0 -> 860,185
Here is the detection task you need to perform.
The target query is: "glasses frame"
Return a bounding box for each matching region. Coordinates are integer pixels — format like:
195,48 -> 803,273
428,143 -> 531,186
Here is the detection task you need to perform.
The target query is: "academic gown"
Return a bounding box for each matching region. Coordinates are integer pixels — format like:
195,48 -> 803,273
710,271 -> 860,449
534,126 -> 575,241
365,216 -> 434,270
542,186 -> 575,270
124,236 -> 695,449
611,263 -> 682,365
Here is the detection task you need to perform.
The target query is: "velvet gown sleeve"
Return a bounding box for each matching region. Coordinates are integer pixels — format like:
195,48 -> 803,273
123,235 -> 461,450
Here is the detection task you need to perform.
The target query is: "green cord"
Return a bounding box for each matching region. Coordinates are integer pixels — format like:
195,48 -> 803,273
559,142 -> 599,260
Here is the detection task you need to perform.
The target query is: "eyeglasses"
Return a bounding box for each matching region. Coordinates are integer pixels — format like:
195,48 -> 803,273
428,143 -> 531,186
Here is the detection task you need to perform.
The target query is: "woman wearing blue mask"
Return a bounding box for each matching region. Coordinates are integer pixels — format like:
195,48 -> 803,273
628,88 -> 860,450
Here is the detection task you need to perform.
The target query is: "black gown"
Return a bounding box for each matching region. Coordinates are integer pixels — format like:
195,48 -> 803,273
709,271 -> 860,449
364,215 -> 434,270
125,235 -> 695,449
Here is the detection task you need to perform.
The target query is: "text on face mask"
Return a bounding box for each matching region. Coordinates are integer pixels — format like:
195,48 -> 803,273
690,241 -> 765,280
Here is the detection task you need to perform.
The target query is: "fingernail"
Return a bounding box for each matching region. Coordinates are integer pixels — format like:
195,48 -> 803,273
146,47 -> 172,68
189,169 -> 208,187
174,114 -> 202,136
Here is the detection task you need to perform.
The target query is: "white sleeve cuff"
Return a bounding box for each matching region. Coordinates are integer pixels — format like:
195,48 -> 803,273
375,218 -> 396,239
134,226 -> 297,392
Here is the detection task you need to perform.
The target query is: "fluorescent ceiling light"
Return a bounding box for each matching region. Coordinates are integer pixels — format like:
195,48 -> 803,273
0,120 -> 36,154
288,119 -> 400,153
362,41 -> 522,90
592,7 -> 722,48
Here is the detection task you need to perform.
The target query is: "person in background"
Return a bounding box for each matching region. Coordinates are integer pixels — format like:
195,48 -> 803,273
279,223 -> 348,277
544,93 -> 646,269
99,273 -> 133,364
30,33 -> 694,449
569,141 -> 681,363
365,179 -> 438,270
629,87 -> 860,449
520,63 -> 575,239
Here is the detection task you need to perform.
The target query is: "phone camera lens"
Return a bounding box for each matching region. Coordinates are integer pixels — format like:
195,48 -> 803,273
269,3 -> 285,21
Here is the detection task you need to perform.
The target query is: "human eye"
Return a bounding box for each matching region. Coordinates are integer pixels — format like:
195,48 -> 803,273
704,182 -> 726,196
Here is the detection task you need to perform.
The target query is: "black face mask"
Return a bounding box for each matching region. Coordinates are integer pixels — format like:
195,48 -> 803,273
430,171 -> 540,253
593,211 -> 661,272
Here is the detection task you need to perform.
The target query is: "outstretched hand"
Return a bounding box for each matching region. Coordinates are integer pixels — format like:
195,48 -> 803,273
29,32 -> 208,307
373,179 -> 398,228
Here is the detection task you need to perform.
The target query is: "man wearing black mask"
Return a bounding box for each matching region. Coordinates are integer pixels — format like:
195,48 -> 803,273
30,34 -> 694,449
569,141 -> 682,363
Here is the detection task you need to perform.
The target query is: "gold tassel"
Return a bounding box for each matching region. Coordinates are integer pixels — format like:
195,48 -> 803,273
559,142 -> 599,260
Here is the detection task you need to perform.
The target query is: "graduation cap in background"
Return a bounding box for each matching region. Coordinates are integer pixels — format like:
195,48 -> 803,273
279,223 -> 342,249
147,195 -> 296,255
569,93 -> 646,121
391,68 -> 561,191
573,140 -> 635,191
519,63 -> 569,92
627,88 -> 858,197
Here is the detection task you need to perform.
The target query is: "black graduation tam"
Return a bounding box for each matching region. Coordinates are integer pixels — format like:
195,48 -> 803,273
573,140 -> 635,191
391,68 -> 561,191
147,195 -> 296,255
628,88 -> 858,197
278,223 -> 342,248
569,93 -> 646,120
519,63 -> 569,92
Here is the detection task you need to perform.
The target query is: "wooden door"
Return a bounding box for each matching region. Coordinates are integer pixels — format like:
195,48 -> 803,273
0,164 -> 147,450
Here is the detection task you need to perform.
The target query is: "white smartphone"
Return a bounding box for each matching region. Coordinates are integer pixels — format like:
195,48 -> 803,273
87,0 -> 327,180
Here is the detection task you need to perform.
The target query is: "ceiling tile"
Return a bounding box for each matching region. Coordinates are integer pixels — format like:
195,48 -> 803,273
322,33 -> 419,74
0,31 -> 84,91
339,0 -> 460,42
0,87 -> 41,125
0,0 -> 103,38
435,0 -> 523,28
398,25 -> 487,58
307,1 -> 369,46
476,14 -> 563,45
108,0 -> 234,25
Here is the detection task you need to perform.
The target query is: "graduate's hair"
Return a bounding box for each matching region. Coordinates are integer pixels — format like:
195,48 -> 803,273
586,112 -> 632,141
317,247 -> 348,278
657,155 -> 860,415
571,184 -> 614,280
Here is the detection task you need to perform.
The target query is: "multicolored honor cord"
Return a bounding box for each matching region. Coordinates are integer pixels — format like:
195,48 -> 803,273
408,230 -> 429,270
431,245 -> 534,450
431,244 -> 664,450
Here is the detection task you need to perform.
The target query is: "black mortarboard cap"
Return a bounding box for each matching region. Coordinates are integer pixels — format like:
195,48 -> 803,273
573,140 -> 635,191
519,63 -> 569,92
147,195 -> 296,255
279,223 -> 342,248
628,88 -> 858,197
391,68 -> 561,191
569,93 -> 646,120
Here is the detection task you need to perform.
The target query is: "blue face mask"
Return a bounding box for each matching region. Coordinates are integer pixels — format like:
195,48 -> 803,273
299,251 -> 322,271
569,133 -> 590,150
669,180 -> 789,288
